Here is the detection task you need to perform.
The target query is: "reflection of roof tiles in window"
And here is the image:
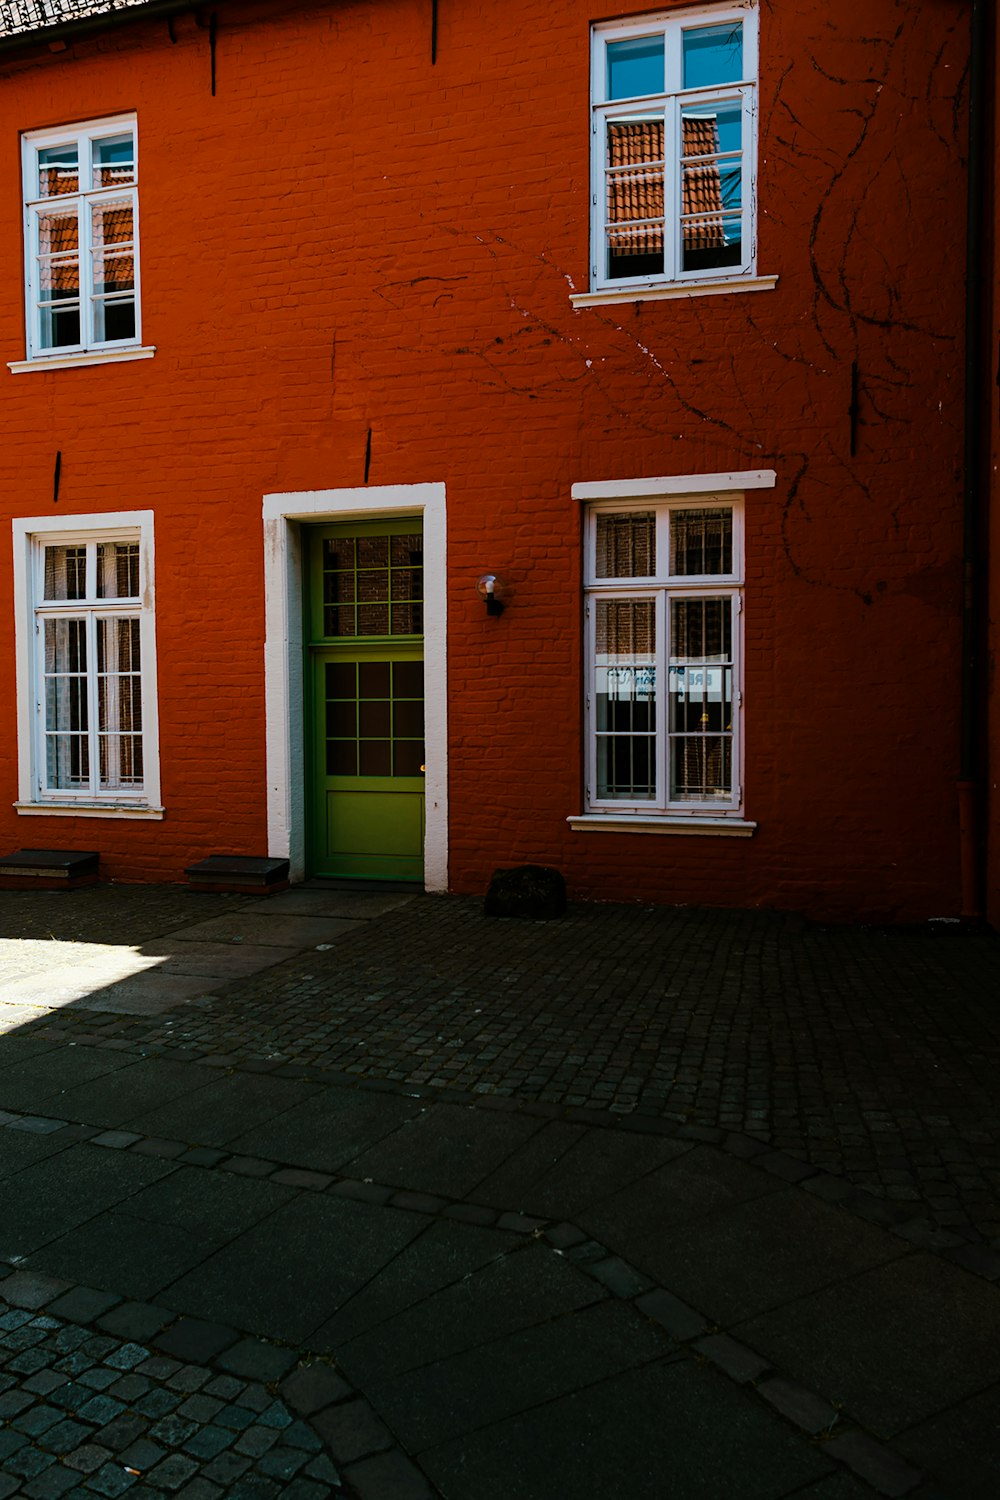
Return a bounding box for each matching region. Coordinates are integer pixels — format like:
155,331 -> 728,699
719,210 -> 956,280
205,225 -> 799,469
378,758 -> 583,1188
41,202 -> 132,294
607,116 -> 725,254
1,1 -> 149,38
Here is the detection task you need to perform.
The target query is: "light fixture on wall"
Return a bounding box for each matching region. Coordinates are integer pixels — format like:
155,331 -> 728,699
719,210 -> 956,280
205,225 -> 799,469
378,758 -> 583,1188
476,574 -> 505,616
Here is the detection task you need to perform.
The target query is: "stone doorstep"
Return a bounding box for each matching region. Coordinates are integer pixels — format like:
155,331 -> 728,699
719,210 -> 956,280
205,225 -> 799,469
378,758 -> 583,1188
184,856 -> 291,895
0,847 -> 100,891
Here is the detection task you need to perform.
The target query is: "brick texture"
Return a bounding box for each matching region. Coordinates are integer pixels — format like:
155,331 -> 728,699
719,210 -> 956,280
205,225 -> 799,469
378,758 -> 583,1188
0,0 -> 972,921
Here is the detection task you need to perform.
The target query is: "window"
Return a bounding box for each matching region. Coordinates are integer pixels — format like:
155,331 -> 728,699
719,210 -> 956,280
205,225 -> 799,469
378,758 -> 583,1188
13,514 -> 161,816
590,6 -> 758,293
584,499 -> 743,818
21,116 -> 140,360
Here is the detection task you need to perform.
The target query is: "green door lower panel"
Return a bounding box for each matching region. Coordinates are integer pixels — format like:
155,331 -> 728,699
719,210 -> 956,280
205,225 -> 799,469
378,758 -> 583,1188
321,785 -> 424,880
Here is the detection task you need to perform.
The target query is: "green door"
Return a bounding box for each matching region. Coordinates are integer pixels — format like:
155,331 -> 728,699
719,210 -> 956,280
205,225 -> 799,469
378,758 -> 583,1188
306,521 -> 425,882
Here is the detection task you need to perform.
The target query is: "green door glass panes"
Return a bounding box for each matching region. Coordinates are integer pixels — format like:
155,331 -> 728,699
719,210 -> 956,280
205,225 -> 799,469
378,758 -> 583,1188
321,532 -> 423,639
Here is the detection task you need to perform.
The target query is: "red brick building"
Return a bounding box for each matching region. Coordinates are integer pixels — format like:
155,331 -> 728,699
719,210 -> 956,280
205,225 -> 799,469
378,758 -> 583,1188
0,0 -> 991,923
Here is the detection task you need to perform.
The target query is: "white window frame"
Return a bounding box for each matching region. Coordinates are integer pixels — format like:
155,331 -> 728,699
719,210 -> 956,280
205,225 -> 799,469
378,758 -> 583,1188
12,512 -> 163,819
574,486 -> 757,837
586,3 -> 763,302
19,114 -> 144,365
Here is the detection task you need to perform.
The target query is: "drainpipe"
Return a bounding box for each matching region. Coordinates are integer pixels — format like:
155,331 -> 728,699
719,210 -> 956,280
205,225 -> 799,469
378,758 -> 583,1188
959,0 -> 990,921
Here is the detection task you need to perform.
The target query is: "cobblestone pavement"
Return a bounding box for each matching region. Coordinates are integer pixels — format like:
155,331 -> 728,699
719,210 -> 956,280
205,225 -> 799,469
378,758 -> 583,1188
1,885 -> 1000,1498
0,1288 -> 345,1500
5,889 -> 997,1250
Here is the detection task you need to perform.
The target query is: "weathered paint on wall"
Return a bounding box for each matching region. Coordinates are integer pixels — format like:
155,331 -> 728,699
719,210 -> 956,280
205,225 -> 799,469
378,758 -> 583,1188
0,0 -> 973,920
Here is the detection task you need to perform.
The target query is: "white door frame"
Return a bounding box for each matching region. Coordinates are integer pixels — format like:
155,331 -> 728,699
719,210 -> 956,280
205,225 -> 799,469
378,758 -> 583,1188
262,482 -> 447,889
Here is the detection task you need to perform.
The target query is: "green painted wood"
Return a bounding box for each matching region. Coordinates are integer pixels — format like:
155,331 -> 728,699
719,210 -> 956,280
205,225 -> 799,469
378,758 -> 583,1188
305,520 -> 425,882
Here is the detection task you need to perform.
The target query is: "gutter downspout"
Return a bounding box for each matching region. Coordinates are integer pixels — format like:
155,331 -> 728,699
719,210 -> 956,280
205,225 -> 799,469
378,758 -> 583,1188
959,0 -> 990,921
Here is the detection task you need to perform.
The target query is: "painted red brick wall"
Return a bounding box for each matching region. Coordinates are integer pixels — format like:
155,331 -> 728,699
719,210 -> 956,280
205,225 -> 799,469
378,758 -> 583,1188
0,0 -> 972,920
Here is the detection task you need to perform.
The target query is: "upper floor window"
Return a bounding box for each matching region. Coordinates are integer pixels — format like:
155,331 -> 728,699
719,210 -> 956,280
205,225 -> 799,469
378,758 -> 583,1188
590,6 -> 758,293
21,116 -> 140,360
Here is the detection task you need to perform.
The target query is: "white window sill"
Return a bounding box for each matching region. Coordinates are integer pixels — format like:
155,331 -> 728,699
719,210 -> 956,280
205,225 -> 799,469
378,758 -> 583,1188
571,276 -> 778,309
8,346 -> 156,374
15,801 -> 165,821
568,813 -> 756,837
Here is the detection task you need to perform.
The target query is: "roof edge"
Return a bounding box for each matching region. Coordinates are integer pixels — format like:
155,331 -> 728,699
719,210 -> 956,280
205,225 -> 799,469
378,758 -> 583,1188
0,0 -> 199,56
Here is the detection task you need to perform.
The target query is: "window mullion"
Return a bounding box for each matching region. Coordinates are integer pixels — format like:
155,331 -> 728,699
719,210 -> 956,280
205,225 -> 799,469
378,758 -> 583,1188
657,587 -> 668,809
86,610 -> 99,797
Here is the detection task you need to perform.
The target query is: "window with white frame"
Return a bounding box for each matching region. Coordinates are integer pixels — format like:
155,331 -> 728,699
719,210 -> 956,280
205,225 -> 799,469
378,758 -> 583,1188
21,116 -> 139,359
590,6 -> 758,292
584,499 -> 743,815
14,516 -> 160,813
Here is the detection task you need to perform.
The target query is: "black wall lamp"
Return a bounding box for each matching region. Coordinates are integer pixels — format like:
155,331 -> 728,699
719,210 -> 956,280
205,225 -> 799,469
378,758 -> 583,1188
476,574 -> 506,616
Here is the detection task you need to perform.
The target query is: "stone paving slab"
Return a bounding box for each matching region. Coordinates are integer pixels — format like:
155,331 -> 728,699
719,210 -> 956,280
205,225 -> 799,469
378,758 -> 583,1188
243,889 -> 417,919
342,1103 -> 547,1200
598,1184 -> 908,1324
735,1251 -> 1000,1437
0,966 -> 216,1015
469,1121 -> 691,1217
578,1143 -> 783,1249
159,1194 -> 428,1344
31,1209 -> 215,1303
365,1296 -> 671,1452
133,940 -> 298,980
0,1146 -> 174,1259
311,1220 -> 520,1350
892,1382 -> 1000,1496
40,1059 -> 209,1131
169,914 -> 365,949
122,1072 -> 318,1147
121,1169 -> 296,1244
419,1356 -> 834,1500
227,1083 -> 425,1172
0,1048 -> 129,1114
330,1243 -> 606,1387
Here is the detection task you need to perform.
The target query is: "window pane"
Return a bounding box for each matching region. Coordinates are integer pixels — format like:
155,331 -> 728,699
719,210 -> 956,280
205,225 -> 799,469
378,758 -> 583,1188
37,207 -> 81,347
670,509 -> 733,576
596,513 -> 655,578
93,297 -> 136,343
37,145 -> 79,198
44,545 -> 87,600
594,599 -> 656,800
393,740 -> 425,776
680,103 -> 742,272
97,542 -> 139,598
607,35 -> 664,100
669,598 -> 733,800
92,133 -> 135,188
96,618 -> 142,789
92,198 -> 133,253
682,22 -> 743,89
606,117 -> 664,279
44,617 -> 90,789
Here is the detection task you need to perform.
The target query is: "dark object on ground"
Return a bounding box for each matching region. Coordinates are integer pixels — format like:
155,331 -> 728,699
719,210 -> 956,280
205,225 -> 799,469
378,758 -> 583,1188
485,864 -> 567,919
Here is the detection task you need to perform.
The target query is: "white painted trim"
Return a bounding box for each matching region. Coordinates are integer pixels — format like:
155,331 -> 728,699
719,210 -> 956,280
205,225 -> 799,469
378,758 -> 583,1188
263,483 -> 448,891
21,114 -> 141,363
571,276 -> 777,309
573,470 -> 775,501
11,511 -> 161,814
8,346 -> 155,374
568,815 -> 755,836
15,803 -> 165,819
